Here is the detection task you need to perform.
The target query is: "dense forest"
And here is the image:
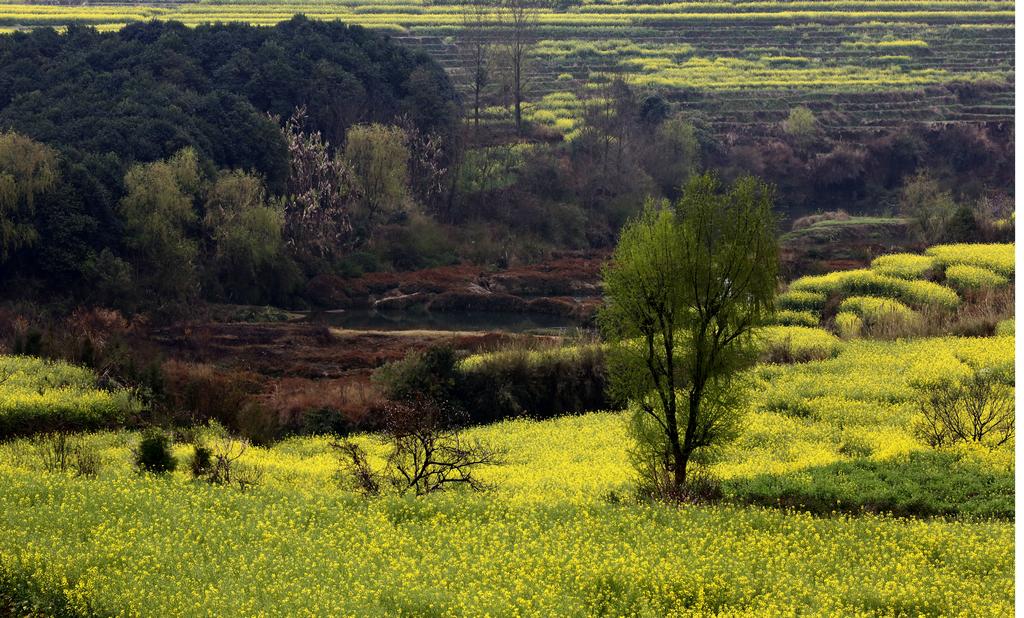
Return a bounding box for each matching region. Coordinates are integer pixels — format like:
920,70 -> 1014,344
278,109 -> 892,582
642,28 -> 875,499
0,17 -> 458,308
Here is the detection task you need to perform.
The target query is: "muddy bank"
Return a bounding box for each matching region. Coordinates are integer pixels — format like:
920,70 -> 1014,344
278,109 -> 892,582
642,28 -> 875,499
303,252 -> 605,321
148,321 -> 553,379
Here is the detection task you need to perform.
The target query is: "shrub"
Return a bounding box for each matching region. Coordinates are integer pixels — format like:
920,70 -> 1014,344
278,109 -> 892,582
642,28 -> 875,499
381,397 -> 503,496
207,437 -> 264,491
899,172 -> 956,245
944,264 -> 1008,290
332,439 -> 381,496
73,444 -> 102,478
783,106 -> 819,146
375,341 -> 611,425
31,432 -> 101,478
33,432 -> 75,474
134,429 -> 177,474
769,310 -> 819,327
915,287 -> 1013,338
834,312 -> 863,339
333,398 -> 504,497
995,319 -> 1014,336
456,343 -> 610,423
158,361 -> 274,443
264,378 -> 386,436
373,347 -> 459,405
189,445 -> 213,479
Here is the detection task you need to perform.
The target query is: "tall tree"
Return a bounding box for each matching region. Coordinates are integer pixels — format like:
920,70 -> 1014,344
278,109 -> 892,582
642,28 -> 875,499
282,108 -> 357,265
344,123 -> 411,236
601,173 -> 778,493
461,0 -> 493,134
119,148 -> 201,303
203,169 -> 290,303
500,0 -> 538,136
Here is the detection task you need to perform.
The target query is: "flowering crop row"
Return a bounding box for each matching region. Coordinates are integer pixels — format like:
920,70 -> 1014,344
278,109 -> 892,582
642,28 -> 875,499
0,355 -> 138,438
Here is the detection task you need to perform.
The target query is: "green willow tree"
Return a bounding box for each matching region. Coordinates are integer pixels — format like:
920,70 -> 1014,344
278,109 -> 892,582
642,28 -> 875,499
203,170 -> 291,304
0,132 -> 58,261
119,148 -> 202,303
601,173 -> 778,494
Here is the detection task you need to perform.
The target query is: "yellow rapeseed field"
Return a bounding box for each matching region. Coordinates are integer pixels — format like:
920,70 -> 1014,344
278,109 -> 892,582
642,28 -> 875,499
0,334 -> 1012,616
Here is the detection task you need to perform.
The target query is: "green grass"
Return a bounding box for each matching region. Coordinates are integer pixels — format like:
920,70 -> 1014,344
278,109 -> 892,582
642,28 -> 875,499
787,215 -> 905,231
727,449 -> 1013,519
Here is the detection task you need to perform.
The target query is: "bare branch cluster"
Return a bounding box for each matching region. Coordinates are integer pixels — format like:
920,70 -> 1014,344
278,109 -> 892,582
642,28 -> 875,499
281,107 -> 358,261
334,397 -> 504,497
915,366 -> 1014,448
193,436 -> 264,492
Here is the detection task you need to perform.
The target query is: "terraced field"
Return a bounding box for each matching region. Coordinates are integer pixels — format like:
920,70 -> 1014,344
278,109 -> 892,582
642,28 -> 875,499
778,242 -> 1014,335
0,0 -> 1014,137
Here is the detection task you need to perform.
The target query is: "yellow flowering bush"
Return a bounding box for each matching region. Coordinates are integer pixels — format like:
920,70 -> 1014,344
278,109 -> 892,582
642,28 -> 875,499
870,253 -> 937,279
0,355 -> 138,438
776,289 -> 826,311
768,309 -> 819,327
926,243 -> 1014,277
944,264 -> 1009,290
788,269 -> 959,310
834,311 -> 863,339
758,325 -> 842,361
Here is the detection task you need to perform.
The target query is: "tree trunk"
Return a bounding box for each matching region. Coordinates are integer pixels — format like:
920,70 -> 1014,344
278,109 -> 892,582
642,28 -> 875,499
474,88 -> 481,130
669,423 -> 686,489
514,61 -> 522,135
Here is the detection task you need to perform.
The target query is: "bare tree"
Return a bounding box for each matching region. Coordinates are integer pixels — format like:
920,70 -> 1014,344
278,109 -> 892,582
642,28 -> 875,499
500,0 -> 539,136
915,366 -> 1014,448
398,117 -> 454,222
281,107 -> 358,262
333,439 -> 381,496
193,435 -> 265,492
461,0 -> 493,134
335,397 -> 504,496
